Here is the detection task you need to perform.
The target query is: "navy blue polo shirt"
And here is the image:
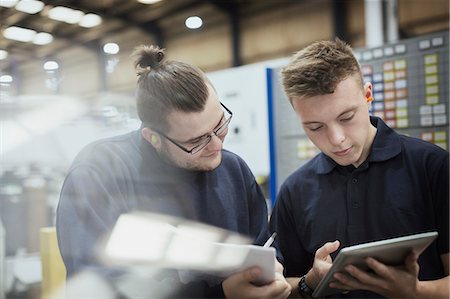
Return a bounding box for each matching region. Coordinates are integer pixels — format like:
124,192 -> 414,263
270,117 -> 449,298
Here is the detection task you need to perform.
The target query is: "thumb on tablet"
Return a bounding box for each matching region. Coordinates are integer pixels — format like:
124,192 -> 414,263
316,240 -> 340,260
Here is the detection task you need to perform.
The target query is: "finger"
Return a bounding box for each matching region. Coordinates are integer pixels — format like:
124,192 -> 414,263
333,272 -> 362,290
329,280 -> 354,291
344,264 -> 384,286
316,240 -> 340,260
404,251 -> 420,274
332,272 -> 378,294
365,257 -> 394,280
275,260 -> 284,274
241,267 -> 262,282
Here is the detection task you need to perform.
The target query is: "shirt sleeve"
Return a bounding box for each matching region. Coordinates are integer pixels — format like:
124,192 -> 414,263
56,165 -> 127,277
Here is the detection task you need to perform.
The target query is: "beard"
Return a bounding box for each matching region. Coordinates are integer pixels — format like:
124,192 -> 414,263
157,142 -> 222,172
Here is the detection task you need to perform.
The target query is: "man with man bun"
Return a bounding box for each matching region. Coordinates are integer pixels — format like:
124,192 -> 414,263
57,45 -> 291,298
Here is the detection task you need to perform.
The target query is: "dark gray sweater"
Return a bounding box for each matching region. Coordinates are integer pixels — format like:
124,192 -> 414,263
56,129 -> 268,298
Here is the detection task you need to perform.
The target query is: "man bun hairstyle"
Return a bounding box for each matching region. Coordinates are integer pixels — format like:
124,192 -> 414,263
281,38 -> 364,103
134,45 -> 165,75
132,45 -> 209,132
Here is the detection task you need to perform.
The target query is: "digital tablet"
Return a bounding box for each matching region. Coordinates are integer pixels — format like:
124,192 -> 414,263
312,231 -> 438,298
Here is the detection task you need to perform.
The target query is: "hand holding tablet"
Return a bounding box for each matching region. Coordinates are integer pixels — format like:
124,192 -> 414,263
312,231 -> 438,297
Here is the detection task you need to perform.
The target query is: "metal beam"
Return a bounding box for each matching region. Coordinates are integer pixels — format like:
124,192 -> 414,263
209,0 -> 241,66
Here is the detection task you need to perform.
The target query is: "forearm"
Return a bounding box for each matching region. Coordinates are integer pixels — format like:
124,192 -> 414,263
416,276 -> 449,299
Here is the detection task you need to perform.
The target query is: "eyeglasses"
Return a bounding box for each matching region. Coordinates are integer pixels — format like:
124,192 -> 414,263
155,102 -> 233,155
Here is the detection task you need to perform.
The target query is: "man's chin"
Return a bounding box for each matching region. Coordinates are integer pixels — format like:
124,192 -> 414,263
196,152 -> 222,171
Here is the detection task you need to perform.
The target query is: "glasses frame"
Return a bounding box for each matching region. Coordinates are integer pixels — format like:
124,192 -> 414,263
155,102 -> 233,155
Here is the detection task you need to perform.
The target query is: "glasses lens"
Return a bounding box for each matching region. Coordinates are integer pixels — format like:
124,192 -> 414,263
190,135 -> 212,154
215,116 -> 231,136
188,111 -> 232,155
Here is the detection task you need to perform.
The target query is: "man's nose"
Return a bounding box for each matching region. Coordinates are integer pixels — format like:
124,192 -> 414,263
328,126 -> 345,145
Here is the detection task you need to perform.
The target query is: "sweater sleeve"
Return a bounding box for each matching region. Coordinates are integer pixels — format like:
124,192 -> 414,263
56,165 -> 127,277
57,166 -> 225,298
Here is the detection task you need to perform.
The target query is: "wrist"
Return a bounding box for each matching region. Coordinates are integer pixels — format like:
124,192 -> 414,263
298,274 -> 315,297
305,269 -> 319,290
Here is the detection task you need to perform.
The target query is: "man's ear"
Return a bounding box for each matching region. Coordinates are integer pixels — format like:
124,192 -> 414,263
363,82 -> 373,101
141,127 -> 161,149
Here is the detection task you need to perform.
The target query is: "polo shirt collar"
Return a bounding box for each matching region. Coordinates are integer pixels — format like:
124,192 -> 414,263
314,116 -> 402,174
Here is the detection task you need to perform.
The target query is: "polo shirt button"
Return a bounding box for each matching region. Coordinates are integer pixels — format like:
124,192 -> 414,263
352,178 -> 358,183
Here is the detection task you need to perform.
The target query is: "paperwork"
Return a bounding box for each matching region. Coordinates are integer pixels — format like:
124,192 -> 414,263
101,212 -> 276,285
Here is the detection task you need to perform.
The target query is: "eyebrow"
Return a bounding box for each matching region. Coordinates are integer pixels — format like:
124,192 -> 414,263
183,112 -> 225,143
302,105 -> 358,125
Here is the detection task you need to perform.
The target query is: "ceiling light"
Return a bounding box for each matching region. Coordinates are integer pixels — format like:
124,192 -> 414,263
185,16 -> 202,29
33,32 -> 53,45
3,26 -> 36,42
15,0 -> 44,14
43,61 -> 59,71
0,50 -> 8,60
0,0 -> 18,8
65,9 -> 84,24
79,13 -> 102,28
137,0 -> 162,4
48,6 -> 84,24
103,43 -> 119,55
0,75 -> 13,84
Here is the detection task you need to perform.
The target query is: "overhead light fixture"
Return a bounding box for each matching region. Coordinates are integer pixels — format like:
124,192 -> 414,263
185,16 -> 203,29
3,26 -> 53,45
3,26 -> 36,42
79,13 -> 102,28
0,50 -> 8,60
48,6 -> 84,24
0,0 -> 18,8
33,32 -> 53,45
137,0 -> 162,4
15,0 -> 44,14
103,43 -> 120,55
43,60 -> 59,71
0,75 -> 13,84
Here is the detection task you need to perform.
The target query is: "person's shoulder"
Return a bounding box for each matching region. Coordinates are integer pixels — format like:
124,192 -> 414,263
71,130 -> 139,168
281,154 -> 323,189
399,134 -> 448,158
221,149 -> 246,164
219,149 -> 253,174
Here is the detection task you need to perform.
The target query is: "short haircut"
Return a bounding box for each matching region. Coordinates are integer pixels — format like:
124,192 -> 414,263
280,38 -> 364,103
132,45 -> 210,132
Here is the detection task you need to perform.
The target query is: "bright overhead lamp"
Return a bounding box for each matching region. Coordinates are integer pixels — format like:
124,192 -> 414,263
3,26 -> 36,42
65,9 -> 84,24
137,0 -> 162,4
15,0 -> 45,14
0,50 -> 8,60
48,6 -> 84,24
33,32 -> 53,45
0,75 -> 13,84
43,60 -> 59,71
185,16 -> 203,29
103,43 -> 120,55
79,13 -> 102,28
0,0 -> 18,8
